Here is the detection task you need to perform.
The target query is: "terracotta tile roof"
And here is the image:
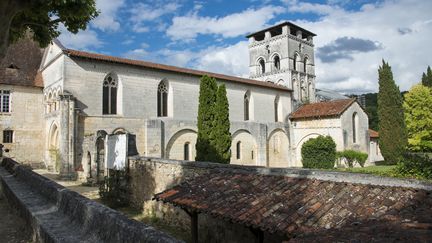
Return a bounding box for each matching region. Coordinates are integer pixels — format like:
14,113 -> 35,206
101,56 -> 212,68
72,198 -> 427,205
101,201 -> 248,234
154,170 -> 432,241
369,129 -> 379,138
0,37 -> 44,88
63,49 -> 291,92
290,98 -> 356,120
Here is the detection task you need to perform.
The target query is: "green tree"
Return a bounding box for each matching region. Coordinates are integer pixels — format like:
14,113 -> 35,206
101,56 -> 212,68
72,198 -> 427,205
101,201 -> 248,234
377,60 -> 407,164
212,84 -> 232,163
403,84 -> 432,152
301,136 -> 336,169
196,75 -> 218,162
421,66 -> 432,87
0,0 -> 98,59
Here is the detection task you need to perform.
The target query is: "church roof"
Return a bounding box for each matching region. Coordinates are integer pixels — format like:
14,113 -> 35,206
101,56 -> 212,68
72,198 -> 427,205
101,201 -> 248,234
154,169 -> 432,240
0,38 -> 44,88
369,129 -> 379,138
289,98 -> 356,120
62,48 -> 292,92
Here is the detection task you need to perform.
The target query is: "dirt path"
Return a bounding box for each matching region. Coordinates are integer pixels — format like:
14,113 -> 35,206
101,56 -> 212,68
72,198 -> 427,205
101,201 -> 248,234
33,169 -> 100,201
0,192 -> 32,243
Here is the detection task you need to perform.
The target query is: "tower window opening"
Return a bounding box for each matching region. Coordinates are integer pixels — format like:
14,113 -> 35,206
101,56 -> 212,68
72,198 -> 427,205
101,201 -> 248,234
274,55 -> 280,70
259,59 -> 265,74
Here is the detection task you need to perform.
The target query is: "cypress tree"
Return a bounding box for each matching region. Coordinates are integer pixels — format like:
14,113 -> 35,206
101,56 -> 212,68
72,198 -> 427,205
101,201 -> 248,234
421,66 -> 432,87
212,84 -> 231,163
196,75 -> 218,161
377,60 -> 407,164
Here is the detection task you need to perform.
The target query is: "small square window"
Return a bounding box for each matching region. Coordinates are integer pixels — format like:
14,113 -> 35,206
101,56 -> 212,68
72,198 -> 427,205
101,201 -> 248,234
3,130 -> 13,143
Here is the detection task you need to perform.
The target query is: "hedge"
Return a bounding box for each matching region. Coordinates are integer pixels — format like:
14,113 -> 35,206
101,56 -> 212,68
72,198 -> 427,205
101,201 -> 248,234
301,135 -> 336,169
337,150 -> 368,168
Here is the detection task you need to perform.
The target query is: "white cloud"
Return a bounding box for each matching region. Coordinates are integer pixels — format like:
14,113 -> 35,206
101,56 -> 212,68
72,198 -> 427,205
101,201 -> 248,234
286,0 -> 432,93
130,2 -> 180,33
166,6 -> 285,41
58,26 -> 103,50
92,0 -> 125,32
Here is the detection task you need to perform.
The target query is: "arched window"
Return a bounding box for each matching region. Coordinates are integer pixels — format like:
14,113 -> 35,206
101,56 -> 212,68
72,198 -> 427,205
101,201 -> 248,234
244,92 -> 250,121
304,57 -> 308,73
293,54 -> 298,71
184,142 -> 190,160
157,80 -> 168,117
236,141 -> 241,159
352,112 -> 359,143
259,58 -> 265,74
274,55 -> 280,70
274,96 -> 279,122
103,73 -> 117,115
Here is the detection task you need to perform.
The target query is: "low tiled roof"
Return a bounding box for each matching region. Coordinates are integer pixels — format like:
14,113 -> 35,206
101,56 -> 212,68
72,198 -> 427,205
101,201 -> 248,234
154,170 -> 432,241
0,37 -> 44,88
290,98 -> 355,120
369,129 -> 379,138
63,49 -> 291,92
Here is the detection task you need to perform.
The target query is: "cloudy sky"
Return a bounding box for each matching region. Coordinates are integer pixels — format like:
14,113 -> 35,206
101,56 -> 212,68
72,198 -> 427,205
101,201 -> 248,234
59,0 -> 432,94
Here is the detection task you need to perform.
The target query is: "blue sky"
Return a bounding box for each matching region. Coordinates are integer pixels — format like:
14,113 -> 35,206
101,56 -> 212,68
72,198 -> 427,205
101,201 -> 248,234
58,0 -> 432,94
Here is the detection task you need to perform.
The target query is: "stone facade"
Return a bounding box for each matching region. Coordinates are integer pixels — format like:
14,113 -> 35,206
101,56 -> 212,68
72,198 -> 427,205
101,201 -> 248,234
0,85 -> 44,165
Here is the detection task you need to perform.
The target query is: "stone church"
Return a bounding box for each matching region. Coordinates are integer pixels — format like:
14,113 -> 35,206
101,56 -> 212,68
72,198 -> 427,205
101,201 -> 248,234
0,22 -> 381,180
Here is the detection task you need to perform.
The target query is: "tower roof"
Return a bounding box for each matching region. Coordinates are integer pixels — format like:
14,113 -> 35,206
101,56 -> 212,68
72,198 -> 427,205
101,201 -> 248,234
246,21 -> 316,38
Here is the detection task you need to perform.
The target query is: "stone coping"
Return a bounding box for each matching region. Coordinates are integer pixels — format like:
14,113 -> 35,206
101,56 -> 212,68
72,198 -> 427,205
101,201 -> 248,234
0,158 -> 182,243
130,156 -> 432,191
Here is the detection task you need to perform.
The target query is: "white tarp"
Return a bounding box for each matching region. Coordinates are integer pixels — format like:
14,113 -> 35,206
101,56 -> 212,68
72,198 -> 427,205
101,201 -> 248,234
105,134 -> 128,170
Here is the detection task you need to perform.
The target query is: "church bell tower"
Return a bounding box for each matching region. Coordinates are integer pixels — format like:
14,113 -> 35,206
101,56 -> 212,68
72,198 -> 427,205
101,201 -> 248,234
247,22 -> 316,105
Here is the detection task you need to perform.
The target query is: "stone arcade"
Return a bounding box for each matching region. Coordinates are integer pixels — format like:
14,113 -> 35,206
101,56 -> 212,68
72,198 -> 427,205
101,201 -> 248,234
0,22 -> 379,180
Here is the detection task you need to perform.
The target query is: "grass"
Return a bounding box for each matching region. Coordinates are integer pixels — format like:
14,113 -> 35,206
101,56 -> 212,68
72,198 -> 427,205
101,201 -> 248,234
337,165 -> 397,175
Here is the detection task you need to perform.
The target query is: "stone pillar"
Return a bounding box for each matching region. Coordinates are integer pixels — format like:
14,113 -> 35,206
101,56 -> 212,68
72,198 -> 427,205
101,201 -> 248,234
264,31 -> 271,40
282,25 -> 290,35
145,119 -> 164,158
257,124 -> 268,166
296,30 -> 302,39
307,36 -> 313,44
59,93 -> 76,179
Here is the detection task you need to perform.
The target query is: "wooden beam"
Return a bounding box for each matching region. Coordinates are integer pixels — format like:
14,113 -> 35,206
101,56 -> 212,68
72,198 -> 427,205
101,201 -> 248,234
184,209 -> 199,243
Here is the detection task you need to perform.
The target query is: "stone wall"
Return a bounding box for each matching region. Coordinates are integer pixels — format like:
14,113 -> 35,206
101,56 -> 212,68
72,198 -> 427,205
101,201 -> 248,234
0,158 -> 180,243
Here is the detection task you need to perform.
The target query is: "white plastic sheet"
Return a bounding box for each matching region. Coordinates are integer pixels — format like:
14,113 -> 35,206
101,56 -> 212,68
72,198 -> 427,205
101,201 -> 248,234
105,134 -> 128,170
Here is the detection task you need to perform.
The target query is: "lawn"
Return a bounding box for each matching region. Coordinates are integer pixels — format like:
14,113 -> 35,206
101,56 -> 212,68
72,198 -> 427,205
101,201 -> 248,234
335,165 -> 398,178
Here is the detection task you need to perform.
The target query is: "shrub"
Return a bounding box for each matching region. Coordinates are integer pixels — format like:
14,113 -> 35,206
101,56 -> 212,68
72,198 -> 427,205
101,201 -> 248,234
337,150 -> 368,168
301,135 -> 336,169
99,169 -> 130,208
395,153 -> 432,180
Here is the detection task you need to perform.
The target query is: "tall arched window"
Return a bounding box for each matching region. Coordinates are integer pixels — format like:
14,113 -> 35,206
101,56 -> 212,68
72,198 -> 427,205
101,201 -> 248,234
293,54 -> 298,71
304,57 -> 308,73
259,58 -> 265,74
274,96 -> 279,122
184,142 -> 190,160
352,112 -> 359,143
157,80 -> 168,117
274,55 -> 280,70
103,73 -> 117,115
244,92 -> 250,121
236,141 -> 241,159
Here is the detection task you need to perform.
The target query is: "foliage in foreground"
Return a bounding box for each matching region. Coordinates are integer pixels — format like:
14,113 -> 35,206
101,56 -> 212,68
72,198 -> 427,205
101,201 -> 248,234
395,153 -> 432,180
377,60 -> 407,164
0,0 -> 98,59
212,84 -> 231,163
337,150 -> 368,168
301,136 -> 336,169
403,84 -> 432,152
